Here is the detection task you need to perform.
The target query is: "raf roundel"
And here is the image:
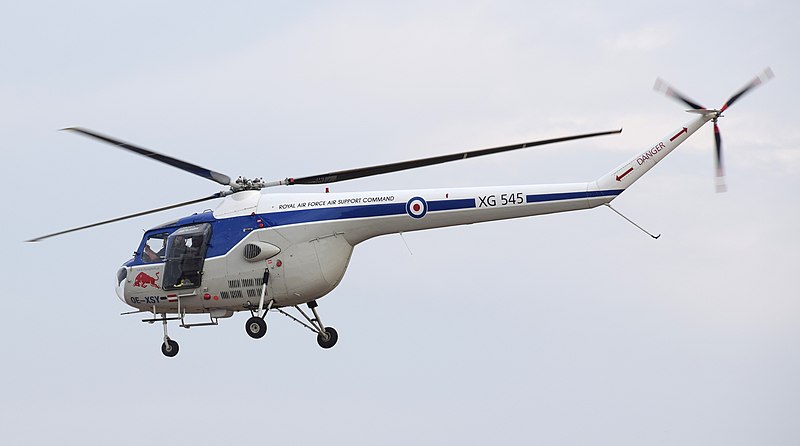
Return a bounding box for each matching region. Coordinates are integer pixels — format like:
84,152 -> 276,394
406,196 -> 428,219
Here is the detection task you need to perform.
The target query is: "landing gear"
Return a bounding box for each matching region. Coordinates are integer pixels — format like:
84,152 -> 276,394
275,300 -> 339,349
159,312 -> 180,357
141,304 -> 223,357
245,316 -> 267,339
245,269 -> 272,340
161,339 -> 179,357
242,270 -> 338,349
317,327 -> 338,349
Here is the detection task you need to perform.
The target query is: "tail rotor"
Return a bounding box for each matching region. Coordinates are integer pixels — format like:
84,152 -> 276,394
655,68 -> 774,192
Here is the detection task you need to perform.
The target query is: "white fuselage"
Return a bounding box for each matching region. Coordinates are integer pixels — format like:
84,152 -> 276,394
118,114 -> 713,316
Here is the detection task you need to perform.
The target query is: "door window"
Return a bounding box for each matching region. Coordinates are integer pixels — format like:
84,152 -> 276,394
162,223 -> 212,290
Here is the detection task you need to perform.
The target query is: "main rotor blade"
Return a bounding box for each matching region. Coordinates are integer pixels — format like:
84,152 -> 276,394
654,78 -> 706,110
720,67 -> 774,112
26,192 -> 226,242
63,127 -> 233,187
283,129 -> 622,186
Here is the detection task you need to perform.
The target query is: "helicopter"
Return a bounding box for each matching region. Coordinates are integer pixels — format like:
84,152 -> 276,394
28,69 -> 773,357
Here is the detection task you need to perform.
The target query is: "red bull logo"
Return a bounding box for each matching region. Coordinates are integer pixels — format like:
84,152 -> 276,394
133,271 -> 160,289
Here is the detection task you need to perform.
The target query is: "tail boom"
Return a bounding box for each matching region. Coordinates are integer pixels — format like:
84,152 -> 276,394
595,113 -> 714,193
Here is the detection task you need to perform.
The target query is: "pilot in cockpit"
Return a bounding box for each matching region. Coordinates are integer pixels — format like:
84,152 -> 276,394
143,243 -> 162,263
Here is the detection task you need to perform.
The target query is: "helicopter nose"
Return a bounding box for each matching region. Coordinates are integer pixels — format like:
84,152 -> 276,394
115,267 -> 127,303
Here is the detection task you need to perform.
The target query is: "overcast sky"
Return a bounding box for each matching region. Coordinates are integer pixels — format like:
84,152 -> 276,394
2,1 -> 799,444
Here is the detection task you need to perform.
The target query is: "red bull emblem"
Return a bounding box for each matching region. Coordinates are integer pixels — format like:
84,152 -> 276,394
133,271 -> 160,289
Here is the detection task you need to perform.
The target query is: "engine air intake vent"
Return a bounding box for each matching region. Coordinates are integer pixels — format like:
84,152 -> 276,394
243,244 -> 261,260
241,241 -> 281,262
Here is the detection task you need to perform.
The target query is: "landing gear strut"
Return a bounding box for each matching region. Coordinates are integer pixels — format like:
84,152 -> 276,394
141,310 -> 183,357
245,269 -> 272,339
160,313 -> 179,357
275,300 -> 339,349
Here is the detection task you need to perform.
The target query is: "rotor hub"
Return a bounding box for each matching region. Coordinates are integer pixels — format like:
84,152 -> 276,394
231,176 -> 266,192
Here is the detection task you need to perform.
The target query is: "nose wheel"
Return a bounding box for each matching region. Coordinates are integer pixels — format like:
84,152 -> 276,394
148,312 -> 182,358
161,338 -> 179,357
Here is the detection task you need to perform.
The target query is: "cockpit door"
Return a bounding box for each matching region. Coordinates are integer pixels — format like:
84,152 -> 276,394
162,223 -> 212,290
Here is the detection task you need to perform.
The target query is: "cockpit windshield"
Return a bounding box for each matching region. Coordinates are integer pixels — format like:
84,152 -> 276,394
141,232 -> 169,263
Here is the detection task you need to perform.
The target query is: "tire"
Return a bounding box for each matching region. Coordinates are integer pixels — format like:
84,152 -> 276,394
246,316 -> 268,339
161,339 -> 179,357
317,327 -> 338,349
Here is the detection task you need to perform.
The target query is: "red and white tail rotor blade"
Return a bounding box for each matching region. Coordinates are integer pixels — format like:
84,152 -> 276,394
713,121 -> 726,193
654,78 -> 706,110
720,67 -> 774,113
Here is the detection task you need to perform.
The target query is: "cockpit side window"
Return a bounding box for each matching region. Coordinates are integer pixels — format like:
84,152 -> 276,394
141,233 -> 169,263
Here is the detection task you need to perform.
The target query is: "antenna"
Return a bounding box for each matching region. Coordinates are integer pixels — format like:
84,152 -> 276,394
604,204 -> 661,239
399,232 -> 414,255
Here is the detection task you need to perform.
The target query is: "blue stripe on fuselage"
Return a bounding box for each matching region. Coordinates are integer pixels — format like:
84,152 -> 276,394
526,189 -> 623,203
428,198 -> 476,211
262,202 -> 406,227
128,191 -> 621,266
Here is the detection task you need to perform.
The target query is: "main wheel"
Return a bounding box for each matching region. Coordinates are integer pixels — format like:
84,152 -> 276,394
161,339 -> 179,357
245,316 -> 268,339
317,327 -> 338,349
